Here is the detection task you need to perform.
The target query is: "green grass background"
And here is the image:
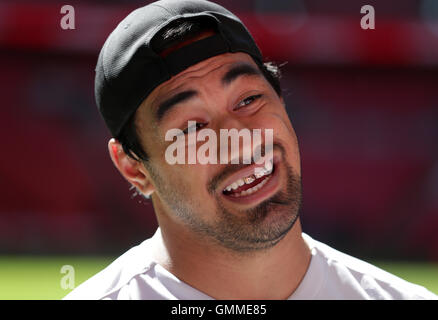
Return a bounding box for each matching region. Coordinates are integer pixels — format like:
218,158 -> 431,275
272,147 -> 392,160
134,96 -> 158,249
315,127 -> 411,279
0,256 -> 437,299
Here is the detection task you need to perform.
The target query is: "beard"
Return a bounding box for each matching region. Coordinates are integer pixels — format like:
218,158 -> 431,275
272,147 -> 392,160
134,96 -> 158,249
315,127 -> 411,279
148,143 -> 302,253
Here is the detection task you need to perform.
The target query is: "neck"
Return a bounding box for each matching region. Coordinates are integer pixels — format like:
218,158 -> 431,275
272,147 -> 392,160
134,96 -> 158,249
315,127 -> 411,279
151,215 -> 311,300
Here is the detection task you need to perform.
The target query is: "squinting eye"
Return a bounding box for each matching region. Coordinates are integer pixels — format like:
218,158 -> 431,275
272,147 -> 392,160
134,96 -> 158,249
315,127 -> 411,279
235,94 -> 262,110
182,122 -> 207,134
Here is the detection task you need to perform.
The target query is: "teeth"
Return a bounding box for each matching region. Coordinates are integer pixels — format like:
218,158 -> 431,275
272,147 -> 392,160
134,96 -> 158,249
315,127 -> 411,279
254,169 -> 265,179
223,162 -> 274,192
264,160 -> 273,174
244,176 -> 255,184
254,160 -> 273,177
229,175 -> 271,197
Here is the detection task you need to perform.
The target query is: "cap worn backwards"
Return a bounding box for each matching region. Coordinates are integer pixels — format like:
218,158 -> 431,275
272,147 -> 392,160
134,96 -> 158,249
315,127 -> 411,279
95,0 -> 263,137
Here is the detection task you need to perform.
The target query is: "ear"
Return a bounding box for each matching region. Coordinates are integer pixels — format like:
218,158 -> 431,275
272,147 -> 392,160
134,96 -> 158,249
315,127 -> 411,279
108,138 -> 155,198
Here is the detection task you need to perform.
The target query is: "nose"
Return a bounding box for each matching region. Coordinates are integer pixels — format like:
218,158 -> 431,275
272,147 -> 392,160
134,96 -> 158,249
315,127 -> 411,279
213,116 -> 270,165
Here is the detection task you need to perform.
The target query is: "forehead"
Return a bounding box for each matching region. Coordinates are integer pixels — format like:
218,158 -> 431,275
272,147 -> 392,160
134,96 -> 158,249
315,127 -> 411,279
143,52 -> 258,111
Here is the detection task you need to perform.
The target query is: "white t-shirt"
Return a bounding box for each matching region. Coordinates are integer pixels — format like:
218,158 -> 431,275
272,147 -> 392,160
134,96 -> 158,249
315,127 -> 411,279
64,228 -> 437,300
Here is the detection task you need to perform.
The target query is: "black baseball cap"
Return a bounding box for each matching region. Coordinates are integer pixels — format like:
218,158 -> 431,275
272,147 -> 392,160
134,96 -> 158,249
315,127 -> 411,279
95,0 -> 263,137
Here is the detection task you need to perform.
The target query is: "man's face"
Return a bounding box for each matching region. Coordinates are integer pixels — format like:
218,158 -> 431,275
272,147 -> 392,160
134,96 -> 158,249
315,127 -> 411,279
136,52 -> 302,252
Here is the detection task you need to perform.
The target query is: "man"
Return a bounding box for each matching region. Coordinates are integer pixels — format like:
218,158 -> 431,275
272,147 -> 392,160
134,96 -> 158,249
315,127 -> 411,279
65,0 -> 436,299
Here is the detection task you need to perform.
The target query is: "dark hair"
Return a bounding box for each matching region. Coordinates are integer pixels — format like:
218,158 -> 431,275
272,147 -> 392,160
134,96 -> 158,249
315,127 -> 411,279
117,19 -> 282,162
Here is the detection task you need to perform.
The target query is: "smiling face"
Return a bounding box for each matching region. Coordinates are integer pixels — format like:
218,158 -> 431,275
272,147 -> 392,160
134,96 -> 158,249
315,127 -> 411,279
131,52 -> 302,252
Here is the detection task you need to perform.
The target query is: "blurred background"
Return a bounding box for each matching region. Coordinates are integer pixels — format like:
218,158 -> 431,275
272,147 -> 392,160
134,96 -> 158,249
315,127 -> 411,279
0,0 -> 437,298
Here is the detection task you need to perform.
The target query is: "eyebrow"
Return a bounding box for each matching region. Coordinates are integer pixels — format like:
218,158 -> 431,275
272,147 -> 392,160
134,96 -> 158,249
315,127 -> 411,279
221,62 -> 261,87
155,90 -> 197,123
155,62 -> 261,123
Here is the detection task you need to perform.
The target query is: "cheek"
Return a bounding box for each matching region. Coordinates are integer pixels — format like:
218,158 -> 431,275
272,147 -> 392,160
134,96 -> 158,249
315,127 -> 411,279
158,161 -> 212,195
275,104 -> 297,137
156,163 -> 220,218
254,110 -> 301,173
253,107 -> 298,145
